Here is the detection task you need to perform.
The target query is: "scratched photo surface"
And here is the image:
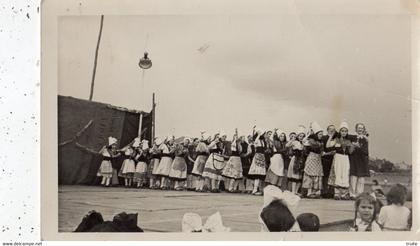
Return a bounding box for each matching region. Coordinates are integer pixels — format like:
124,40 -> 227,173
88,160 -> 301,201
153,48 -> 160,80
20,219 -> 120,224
56,13 -> 412,234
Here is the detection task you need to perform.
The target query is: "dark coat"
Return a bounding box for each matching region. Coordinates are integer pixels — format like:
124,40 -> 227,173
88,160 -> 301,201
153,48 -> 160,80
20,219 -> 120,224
349,136 -> 370,177
321,135 -> 335,177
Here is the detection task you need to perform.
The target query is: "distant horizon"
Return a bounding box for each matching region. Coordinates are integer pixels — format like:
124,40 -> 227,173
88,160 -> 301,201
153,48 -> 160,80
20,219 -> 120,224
58,13 -> 412,164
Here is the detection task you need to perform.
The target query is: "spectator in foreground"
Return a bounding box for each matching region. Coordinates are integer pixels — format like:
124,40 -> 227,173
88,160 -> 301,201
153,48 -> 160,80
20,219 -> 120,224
74,211 -> 144,232
259,185 -> 301,232
297,213 -> 320,232
378,184 -> 411,231
350,193 -> 381,232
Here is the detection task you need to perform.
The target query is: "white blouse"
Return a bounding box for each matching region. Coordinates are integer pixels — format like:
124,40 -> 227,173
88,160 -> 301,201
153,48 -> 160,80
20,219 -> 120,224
378,204 -> 411,231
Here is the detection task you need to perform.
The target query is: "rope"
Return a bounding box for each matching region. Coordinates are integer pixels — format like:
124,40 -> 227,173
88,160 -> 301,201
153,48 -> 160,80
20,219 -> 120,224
58,120 -> 94,146
74,142 -> 102,155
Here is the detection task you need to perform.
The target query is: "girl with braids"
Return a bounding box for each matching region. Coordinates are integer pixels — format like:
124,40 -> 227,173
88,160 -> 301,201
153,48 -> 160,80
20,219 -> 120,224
265,129 -> 288,189
328,122 -> 355,200
350,193 -> 381,231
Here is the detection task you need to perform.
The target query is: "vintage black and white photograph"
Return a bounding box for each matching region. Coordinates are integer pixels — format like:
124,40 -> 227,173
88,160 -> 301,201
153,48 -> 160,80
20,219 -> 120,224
50,1 -> 415,236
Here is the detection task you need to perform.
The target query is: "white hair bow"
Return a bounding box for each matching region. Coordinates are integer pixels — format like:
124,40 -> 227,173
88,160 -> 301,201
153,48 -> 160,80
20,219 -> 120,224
182,212 -> 231,233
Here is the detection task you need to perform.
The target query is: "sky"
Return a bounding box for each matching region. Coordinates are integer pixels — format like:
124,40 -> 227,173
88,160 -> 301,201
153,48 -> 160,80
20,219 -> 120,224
58,4 -> 412,164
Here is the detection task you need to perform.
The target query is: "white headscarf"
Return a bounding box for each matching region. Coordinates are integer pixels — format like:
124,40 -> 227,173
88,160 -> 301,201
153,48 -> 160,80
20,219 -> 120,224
201,132 -> 210,141
141,140 -> 149,150
339,121 -> 349,130
132,137 -> 141,148
154,137 -> 163,146
108,136 -> 117,146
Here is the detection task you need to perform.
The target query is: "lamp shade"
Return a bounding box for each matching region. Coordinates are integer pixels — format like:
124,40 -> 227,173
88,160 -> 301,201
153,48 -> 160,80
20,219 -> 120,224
139,52 -> 152,69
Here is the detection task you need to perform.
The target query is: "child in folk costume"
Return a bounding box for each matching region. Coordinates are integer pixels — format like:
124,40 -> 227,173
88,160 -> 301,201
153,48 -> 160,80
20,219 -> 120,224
192,133 -> 210,192
321,125 -> 337,198
202,133 -> 226,193
186,138 -> 199,191
264,130 -> 274,175
96,137 -> 121,187
148,138 -> 162,189
221,130 -> 243,192
265,129 -> 288,189
349,123 -> 370,199
302,122 -> 324,198
327,122 -> 355,200
285,132 -> 297,191
118,137 -> 140,187
235,135 -> 253,193
167,137 -> 177,190
287,126 -> 307,195
155,136 -> 175,190
248,129 -> 268,196
133,140 -> 150,188
350,193 -> 381,232
168,138 -> 190,190
219,132 -> 230,191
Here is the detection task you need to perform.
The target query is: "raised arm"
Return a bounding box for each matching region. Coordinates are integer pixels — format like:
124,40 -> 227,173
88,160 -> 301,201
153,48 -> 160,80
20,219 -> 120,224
326,135 -> 336,148
75,142 -> 104,155
118,138 -> 136,152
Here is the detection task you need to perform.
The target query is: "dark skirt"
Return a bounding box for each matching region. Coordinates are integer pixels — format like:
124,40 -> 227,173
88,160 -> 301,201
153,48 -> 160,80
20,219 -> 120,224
349,155 -> 370,177
241,157 -> 251,178
186,158 -> 194,174
265,169 -> 284,186
322,156 -> 334,179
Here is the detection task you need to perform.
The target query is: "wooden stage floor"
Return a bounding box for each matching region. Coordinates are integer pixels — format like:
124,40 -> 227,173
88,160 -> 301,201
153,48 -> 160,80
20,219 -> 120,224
58,185 -> 361,232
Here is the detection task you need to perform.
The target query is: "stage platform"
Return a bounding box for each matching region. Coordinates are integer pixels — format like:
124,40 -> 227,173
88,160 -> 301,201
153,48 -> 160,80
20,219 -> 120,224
58,185 -> 365,232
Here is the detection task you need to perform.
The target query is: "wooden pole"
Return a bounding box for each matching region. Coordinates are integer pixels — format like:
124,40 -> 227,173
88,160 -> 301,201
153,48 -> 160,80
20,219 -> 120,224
138,112 -> 143,139
152,93 -> 156,141
89,15 -> 104,101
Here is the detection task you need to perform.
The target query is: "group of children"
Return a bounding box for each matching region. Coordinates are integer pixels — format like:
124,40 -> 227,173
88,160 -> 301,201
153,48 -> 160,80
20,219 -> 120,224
95,121 -> 371,200
180,184 -> 411,232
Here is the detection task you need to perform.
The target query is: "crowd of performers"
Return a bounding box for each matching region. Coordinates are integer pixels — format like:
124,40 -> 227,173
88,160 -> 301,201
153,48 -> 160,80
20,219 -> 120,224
92,121 -> 371,200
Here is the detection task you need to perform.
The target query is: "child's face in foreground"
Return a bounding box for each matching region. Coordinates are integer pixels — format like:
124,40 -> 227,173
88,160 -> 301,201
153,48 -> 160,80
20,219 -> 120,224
358,200 -> 375,222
